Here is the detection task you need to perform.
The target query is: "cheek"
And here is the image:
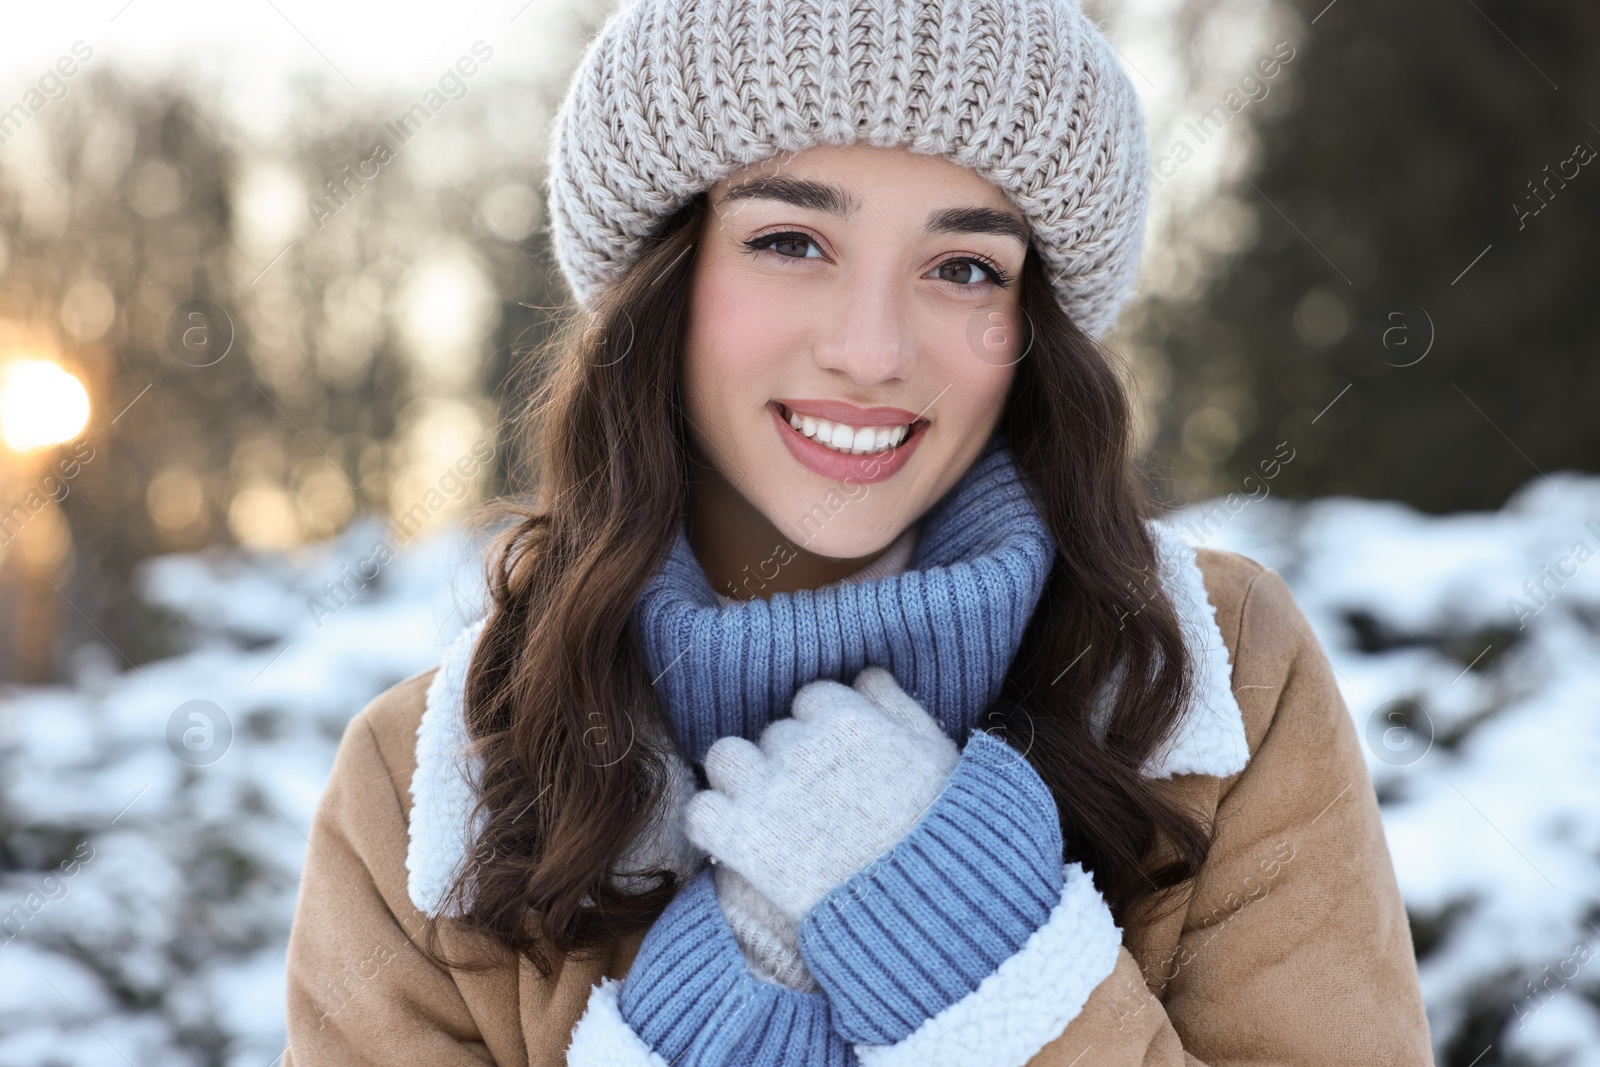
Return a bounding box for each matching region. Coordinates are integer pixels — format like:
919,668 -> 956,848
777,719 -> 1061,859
960,364 -> 1016,437
683,255 -> 803,419
926,308 -> 1018,426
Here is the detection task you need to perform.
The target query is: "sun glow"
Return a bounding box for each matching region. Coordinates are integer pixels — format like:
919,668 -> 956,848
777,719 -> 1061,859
0,359 -> 91,452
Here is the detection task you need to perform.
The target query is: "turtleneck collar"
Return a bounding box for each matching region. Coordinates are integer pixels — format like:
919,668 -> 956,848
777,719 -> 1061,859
630,433 -> 1056,766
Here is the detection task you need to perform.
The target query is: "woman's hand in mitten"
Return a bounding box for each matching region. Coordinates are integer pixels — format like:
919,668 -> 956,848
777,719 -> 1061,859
684,665 -> 962,926
794,703 -> 1070,1049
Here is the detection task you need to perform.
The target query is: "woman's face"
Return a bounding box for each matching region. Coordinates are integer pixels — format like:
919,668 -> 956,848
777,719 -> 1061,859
682,143 -> 1030,565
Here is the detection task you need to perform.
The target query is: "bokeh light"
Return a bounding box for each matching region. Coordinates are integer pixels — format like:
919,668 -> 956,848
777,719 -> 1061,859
0,358 -> 90,452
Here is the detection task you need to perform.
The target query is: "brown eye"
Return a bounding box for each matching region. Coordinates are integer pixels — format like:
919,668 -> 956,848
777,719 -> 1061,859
771,235 -> 813,258
938,260 -> 986,285
743,231 -> 823,261
933,256 -> 1012,288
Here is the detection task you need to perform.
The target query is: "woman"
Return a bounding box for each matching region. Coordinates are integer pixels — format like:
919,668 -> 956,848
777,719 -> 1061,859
283,0 -> 1436,1063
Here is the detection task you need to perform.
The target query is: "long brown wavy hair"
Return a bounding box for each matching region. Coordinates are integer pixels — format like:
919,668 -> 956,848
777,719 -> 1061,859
433,190 -> 1214,978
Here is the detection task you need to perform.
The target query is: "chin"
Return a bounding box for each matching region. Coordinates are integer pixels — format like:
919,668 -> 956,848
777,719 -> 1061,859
764,484 -> 910,560
801,528 -> 902,562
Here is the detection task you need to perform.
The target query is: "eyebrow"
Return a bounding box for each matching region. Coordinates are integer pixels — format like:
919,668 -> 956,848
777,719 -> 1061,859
719,175 -> 1031,246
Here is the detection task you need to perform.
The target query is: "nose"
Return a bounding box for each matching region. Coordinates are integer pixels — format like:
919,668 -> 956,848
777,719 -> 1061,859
809,266 -> 913,385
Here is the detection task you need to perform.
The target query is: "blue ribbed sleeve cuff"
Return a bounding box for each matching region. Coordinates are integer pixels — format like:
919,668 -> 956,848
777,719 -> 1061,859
795,729 -> 1066,1046
614,866 -> 858,1066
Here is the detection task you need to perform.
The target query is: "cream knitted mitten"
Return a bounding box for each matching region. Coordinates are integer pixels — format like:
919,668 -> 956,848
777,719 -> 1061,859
687,666 -> 962,933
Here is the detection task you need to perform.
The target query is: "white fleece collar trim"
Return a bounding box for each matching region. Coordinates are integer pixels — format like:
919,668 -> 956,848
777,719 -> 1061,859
406,615 -> 490,919
1093,519 -> 1254,780
404,519 -> 1251,916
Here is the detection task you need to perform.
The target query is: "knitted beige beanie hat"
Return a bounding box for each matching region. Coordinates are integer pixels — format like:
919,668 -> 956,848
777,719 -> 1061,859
544,0 -> 1150,340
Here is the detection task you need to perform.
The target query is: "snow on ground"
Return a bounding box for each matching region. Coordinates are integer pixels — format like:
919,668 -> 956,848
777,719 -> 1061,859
0,514 -> 489,1067
2,479 -> 1598,1065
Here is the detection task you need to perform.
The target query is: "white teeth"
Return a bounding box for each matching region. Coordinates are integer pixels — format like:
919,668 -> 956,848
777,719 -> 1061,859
784,406 -> 913,456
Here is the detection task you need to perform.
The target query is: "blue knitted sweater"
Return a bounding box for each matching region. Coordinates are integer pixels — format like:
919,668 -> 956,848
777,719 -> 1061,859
631,432 -> 1057,765
615,432 -> 1073,1064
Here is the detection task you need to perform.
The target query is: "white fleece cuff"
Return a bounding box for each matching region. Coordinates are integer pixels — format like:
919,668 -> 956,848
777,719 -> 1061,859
853,861 -> 1121,1067
566,976 -> 667,1067
568,865 -> 1122,1067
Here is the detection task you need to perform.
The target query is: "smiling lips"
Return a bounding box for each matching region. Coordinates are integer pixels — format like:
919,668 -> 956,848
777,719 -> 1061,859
769,399 -> 929,483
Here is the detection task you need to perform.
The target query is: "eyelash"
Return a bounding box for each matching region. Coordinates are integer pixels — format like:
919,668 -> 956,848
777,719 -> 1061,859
740,229 -> 1015,290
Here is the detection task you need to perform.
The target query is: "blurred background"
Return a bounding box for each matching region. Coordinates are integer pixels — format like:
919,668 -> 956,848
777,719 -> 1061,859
0,0 -> 1595,1063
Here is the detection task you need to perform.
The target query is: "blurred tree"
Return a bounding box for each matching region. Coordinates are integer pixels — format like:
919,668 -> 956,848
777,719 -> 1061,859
0,44 -> 584,682
0,74 -> 250,677
0,71 -> 430,679
1141,0 -> 1599,512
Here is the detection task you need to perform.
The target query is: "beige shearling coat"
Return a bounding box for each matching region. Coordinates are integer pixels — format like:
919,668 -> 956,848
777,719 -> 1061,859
281,539 -> 1437,1065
